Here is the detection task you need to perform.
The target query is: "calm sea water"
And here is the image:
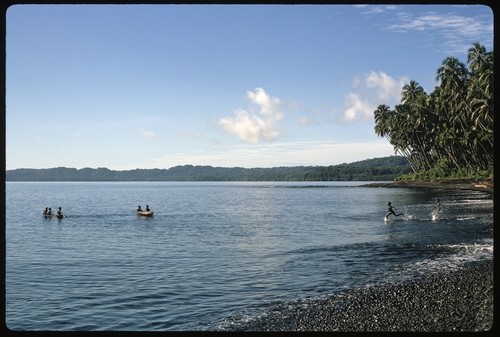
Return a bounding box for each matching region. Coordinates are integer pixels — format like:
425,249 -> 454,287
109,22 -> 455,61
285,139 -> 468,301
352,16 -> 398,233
5,181 -> 493,331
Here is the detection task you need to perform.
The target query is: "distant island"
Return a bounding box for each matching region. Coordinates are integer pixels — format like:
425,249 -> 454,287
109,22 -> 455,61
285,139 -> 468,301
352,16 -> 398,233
5,156 -> 411,182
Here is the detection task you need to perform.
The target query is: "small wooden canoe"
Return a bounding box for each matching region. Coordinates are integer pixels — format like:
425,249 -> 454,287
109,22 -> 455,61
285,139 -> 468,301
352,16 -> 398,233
137,210 -> 154,217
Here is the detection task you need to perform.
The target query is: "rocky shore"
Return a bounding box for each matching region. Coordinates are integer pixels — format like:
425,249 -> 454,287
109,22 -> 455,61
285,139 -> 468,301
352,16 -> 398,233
231,260 -> 493,332
362,178 -> 493,194
221,179 -> 495,332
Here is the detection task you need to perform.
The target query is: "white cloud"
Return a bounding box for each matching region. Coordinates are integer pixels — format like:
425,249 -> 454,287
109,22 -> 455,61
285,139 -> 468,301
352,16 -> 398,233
387,11 -> 493,54
342,71 -> 408,122
343,93 -> 373,122
355,6 -> 492,54
218,88 -> 284,143
356,5 -> 399,14
391,13 -> 485,35
146,139 -> 395,169
178,131 -> 202,139
139,129 -> 156,140
295,116 -> 316,126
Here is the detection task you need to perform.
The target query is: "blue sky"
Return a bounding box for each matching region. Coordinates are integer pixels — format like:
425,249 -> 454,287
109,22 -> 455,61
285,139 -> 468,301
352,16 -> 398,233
6,4 -> 493,170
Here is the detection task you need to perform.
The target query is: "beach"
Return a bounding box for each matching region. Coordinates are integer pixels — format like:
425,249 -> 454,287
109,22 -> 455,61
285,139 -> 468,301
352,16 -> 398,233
362,178 -> 494,194
228,180 -> 494,332
232,260 -> 494,332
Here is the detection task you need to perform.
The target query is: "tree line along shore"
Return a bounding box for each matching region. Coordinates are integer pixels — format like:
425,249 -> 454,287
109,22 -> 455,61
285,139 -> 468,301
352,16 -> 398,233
6,156 -> 411,182
7,44 -> 493,186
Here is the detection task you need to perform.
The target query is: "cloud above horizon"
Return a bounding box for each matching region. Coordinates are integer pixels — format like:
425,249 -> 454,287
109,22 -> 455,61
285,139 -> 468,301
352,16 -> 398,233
142,139 -> 395,170
342,71 -> 408,122
218,88 -> 284,143
139,128 -> 156,140
387,10 -> 493,54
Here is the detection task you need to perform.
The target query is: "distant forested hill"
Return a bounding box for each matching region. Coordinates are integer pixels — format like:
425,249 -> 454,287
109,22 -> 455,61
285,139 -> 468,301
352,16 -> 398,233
6,156 -> 411,181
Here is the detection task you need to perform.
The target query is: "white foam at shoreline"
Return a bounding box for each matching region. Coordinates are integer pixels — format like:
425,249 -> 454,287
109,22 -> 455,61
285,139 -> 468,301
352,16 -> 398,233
395,239 -> 493,278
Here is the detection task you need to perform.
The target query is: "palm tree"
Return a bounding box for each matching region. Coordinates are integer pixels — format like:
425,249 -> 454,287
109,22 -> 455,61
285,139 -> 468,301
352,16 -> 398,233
401,80 -> 425,105
467,43 -> 494,170
435,56 -> 469,95
374,104 -> 392,139
374,103 -> 418,172
373,43 -> 493,178
435,56 -> 473,169
468,42 -> 488,74
401,81 -> 436,170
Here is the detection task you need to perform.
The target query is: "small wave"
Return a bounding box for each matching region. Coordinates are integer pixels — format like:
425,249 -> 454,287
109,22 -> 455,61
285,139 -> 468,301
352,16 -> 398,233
393,239 -> 493,278
213,239 -> 493,331
456,216 -> 476,221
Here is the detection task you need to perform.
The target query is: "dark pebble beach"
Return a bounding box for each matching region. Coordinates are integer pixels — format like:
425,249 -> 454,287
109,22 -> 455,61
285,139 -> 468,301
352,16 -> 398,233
230,260 -> 493,332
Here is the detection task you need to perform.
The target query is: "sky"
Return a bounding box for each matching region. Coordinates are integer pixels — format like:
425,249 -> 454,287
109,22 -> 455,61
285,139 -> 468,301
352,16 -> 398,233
5,4 -> 493,170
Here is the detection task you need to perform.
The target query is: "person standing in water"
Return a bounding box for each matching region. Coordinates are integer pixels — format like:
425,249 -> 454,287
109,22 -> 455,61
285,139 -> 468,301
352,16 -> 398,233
432,198 -> 442,220
386,202 -> 404,219
434,198 -> 441,213
56,207 -> 64,219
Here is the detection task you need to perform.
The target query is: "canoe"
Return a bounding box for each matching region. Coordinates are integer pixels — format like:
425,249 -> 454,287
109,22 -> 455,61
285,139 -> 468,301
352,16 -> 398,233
137,210 -> 154,217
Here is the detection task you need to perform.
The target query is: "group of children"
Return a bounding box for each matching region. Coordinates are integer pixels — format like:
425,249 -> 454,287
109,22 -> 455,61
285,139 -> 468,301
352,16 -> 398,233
43,207 -> 64,219
136,205 -> 151,212
385,198 -> 441,220
44,201 -> 440,221
43,205 -> 153,219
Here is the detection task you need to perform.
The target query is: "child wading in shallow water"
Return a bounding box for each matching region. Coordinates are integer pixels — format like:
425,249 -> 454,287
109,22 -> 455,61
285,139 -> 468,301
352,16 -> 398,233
434,198 -> 441,213
432,198 -> 442,220
385,202 -> 404,219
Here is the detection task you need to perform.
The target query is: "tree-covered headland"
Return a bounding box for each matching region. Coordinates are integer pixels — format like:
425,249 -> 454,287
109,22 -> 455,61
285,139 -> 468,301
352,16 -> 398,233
374,43 -> 493,181
6,156 -> 411,181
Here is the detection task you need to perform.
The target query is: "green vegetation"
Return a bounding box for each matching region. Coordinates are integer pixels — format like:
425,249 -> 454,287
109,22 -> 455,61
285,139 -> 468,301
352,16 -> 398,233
302,156 -> 410,181
6,156 -> 411,181
373,43 -> 493,181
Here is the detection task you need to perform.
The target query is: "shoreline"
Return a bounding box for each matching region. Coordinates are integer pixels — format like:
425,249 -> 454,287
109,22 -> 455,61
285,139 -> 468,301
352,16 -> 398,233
230,260 -> 494,332
361,178 -> 493,194
225,178 -> 494,332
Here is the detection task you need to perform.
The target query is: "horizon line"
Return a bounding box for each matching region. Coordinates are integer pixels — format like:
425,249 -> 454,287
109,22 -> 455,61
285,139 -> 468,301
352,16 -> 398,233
6,155 -> 402,171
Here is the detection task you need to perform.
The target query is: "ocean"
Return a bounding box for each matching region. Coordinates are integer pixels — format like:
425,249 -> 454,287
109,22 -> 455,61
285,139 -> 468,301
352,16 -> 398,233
5,181 -> 493,331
